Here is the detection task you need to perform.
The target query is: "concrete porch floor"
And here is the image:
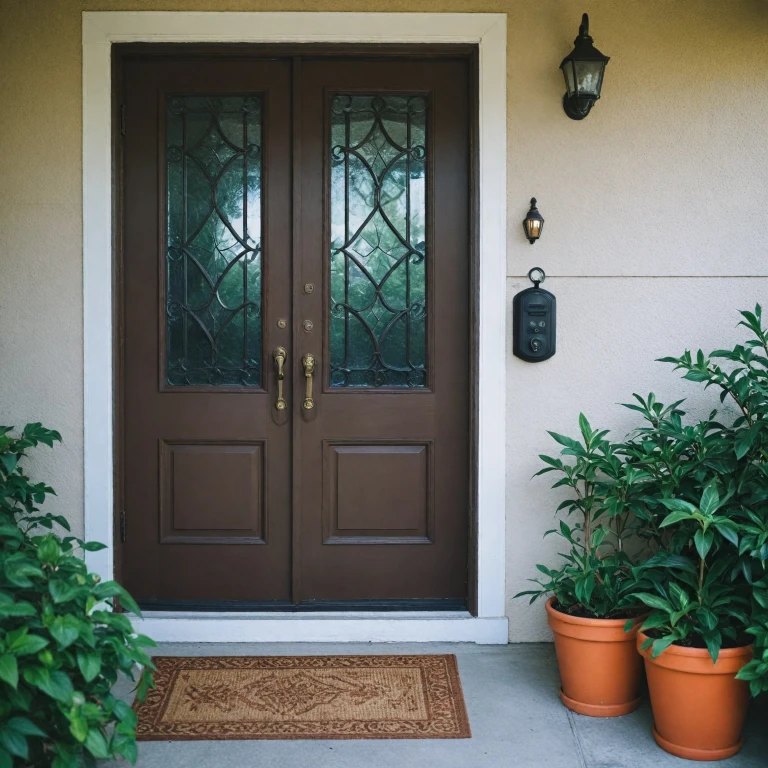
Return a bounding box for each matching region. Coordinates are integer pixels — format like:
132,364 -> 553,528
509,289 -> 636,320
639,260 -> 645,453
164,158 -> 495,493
114,642 -> 768,768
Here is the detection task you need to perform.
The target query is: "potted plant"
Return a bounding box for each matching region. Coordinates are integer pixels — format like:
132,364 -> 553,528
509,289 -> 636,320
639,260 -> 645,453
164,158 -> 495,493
625,307 -> 768,759
515,414 -> 652,717
631,481 -> 752,761
0,423 -> 154,767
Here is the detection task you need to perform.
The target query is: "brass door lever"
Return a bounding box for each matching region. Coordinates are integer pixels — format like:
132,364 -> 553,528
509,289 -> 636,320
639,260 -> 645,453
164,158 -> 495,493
302,353 -> 315,410
273,347 -> 287,411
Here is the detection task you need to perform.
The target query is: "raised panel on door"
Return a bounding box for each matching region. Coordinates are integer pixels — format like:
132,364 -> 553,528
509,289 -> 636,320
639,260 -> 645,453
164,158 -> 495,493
121,56 -> 293,607
297,58 -> 471,606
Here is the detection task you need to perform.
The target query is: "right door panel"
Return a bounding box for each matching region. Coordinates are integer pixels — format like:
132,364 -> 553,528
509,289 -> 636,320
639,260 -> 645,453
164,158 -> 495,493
297,58 -> 471,605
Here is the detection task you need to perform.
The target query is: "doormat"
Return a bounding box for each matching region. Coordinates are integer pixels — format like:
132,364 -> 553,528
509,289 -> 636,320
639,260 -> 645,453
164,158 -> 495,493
134,655 -> 471,741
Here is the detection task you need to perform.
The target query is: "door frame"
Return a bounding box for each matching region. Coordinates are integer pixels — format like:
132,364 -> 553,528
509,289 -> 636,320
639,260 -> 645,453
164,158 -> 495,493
83,11 -> 508,643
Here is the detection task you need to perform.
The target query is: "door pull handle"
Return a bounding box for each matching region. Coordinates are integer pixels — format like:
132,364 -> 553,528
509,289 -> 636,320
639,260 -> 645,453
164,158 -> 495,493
302,353 -> 315,410
273,346 -> 287,411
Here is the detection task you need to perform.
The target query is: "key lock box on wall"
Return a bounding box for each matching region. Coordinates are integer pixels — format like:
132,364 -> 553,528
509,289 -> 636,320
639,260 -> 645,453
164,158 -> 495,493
513,268 -> 556,362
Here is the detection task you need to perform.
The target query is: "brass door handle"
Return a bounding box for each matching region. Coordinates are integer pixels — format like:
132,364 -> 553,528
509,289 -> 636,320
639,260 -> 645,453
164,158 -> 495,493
302,353 -> 315,410
273,347 -> 287,411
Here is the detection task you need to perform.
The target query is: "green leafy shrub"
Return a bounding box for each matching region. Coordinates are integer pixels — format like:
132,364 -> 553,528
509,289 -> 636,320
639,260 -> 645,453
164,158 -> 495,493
0,424 -> 155,767
517,306 -> 768,697
618,307 -> 768,682
514,414 -> 654,618
614,393 -> 751,661
642,306 -> 768,686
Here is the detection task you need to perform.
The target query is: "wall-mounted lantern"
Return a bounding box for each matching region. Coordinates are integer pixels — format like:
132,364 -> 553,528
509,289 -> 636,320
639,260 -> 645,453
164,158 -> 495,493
523,198 -> 544,244
560,13 -> 610,120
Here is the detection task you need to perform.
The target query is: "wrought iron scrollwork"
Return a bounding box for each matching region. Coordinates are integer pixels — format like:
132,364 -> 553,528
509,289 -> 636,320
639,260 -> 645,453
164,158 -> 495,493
165,95 -> 263,387
329,94 -> 428,388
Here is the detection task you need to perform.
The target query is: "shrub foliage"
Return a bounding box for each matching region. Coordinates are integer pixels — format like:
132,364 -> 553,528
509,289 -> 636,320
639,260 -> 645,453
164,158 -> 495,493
0,424 -> 154,767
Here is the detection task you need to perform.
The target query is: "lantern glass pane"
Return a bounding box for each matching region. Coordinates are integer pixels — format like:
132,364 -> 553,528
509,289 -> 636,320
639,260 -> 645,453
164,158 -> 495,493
561,61 -> 577,97
526,219 -> 542,240
574,60 -> 604,97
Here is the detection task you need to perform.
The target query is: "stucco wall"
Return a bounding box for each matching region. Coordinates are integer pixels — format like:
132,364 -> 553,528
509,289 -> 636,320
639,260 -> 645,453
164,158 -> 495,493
1,0 -> 767,641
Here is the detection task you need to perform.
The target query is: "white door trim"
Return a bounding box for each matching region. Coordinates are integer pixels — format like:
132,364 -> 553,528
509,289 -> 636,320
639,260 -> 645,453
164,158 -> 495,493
82,11 -> 508,644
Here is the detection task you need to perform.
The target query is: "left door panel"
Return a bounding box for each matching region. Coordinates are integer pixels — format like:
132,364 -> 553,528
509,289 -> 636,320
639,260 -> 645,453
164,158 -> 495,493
121,57 -> 293,606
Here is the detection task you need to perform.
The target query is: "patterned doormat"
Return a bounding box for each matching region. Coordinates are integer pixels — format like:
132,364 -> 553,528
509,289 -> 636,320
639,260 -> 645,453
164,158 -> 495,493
134,655 -> 471,741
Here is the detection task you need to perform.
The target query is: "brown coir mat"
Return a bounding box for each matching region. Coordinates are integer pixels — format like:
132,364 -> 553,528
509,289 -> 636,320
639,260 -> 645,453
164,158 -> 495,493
134,654 -> 471,741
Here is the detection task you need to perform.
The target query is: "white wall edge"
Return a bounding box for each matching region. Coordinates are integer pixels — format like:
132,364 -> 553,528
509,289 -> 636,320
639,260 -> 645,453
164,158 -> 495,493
82,10 -> 508,641
132,615 -> 509,645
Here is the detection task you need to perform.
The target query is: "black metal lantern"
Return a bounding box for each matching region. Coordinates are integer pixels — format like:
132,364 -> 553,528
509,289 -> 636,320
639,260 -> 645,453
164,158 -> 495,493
560,14 -> 610,120
523,198 -> 544,244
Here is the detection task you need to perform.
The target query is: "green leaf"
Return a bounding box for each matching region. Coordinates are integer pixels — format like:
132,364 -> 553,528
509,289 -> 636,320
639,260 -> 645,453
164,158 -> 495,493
76,651 -> 101,683
23,667 -> 74,704
0,655 -> 18,689
6,718 -> 45,738
7,630 -> 47,657
658,498 -> 698,515
699,481 -> 720,517
715,522 -> 739,547
0,454 -> 19,474
704,632 -> 722,664
634,593 -> 673,613
651,636 -> 677,658
0,600 -> 36,617
696,606 -> 718,631
112,732 -> 138,763
0,728 -> 27,760
115,589 -> 142,617
547,431 -> 583,453
81,541 -> 108,551
113,699 -> 138,727
734,425 -> 759,459
84,729 -> 110,759
669,583 -> 690,610
3,559 -> 44,587
0,747 -> 12,768
36,536 -> 61,564
694,529 -> 715,560
659,510 -> 696,528
639,613 -> 669,631
68,715 -> 88,744
49,579 -> 82,604
642,550 -> 698,573
49,616 -> 81,649
578,413 -> 592,445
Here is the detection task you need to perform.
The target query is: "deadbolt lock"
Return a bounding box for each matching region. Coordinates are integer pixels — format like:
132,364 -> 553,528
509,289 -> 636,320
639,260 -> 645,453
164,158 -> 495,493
303,319 -> 314,332
304,283 -> 314,294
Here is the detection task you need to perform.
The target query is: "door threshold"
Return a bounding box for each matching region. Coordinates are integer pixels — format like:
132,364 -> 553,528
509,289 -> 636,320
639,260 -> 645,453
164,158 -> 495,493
137,598 -> 469,613
130,612 -> 509,644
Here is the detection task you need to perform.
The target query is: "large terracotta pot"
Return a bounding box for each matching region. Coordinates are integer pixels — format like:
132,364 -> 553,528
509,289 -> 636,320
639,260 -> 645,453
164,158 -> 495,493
637,631 -> 752,761
545,597 -> 644,717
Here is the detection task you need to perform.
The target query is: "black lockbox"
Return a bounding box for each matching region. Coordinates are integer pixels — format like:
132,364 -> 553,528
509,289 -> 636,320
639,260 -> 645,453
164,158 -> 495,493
513,270 -> 556,362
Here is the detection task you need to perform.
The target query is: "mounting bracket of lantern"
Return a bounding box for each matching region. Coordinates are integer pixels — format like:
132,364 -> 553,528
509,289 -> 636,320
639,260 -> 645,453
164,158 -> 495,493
560,13 -> 610,121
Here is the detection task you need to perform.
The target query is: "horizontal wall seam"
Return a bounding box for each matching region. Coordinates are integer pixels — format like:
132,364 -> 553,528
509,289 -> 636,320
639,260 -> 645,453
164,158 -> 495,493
506,275 -> 768,280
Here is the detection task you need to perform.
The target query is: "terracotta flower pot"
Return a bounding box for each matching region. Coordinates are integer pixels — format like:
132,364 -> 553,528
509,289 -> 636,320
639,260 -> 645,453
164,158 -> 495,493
545,596 -> 644,717
637,631 -> 752,761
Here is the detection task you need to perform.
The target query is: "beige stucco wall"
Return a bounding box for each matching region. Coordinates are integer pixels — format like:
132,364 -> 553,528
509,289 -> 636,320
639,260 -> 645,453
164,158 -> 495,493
1,0 -> 767,641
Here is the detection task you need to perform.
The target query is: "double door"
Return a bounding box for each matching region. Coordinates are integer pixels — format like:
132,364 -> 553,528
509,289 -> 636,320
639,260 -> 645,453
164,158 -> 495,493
120,51 -> 471,609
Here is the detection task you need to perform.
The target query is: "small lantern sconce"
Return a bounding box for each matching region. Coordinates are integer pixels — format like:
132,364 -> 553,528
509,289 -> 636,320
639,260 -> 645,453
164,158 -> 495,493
560,13 -> 610,120
523,198 -> 544,244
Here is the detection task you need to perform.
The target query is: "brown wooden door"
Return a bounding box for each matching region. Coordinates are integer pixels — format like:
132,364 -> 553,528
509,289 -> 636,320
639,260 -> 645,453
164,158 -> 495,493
121,57 -> 293,607
296,59 -> 470,606
120,51 -> 470,610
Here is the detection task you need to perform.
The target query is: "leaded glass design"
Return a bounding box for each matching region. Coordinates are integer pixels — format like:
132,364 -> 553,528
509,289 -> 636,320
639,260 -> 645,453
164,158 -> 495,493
329,94 -> 428,388
165,95 -> 262,387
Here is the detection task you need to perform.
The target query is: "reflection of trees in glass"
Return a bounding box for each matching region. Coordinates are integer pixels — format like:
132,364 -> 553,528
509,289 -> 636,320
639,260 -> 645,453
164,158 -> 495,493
165,96 -> 262,387
330,95 -> 428,388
